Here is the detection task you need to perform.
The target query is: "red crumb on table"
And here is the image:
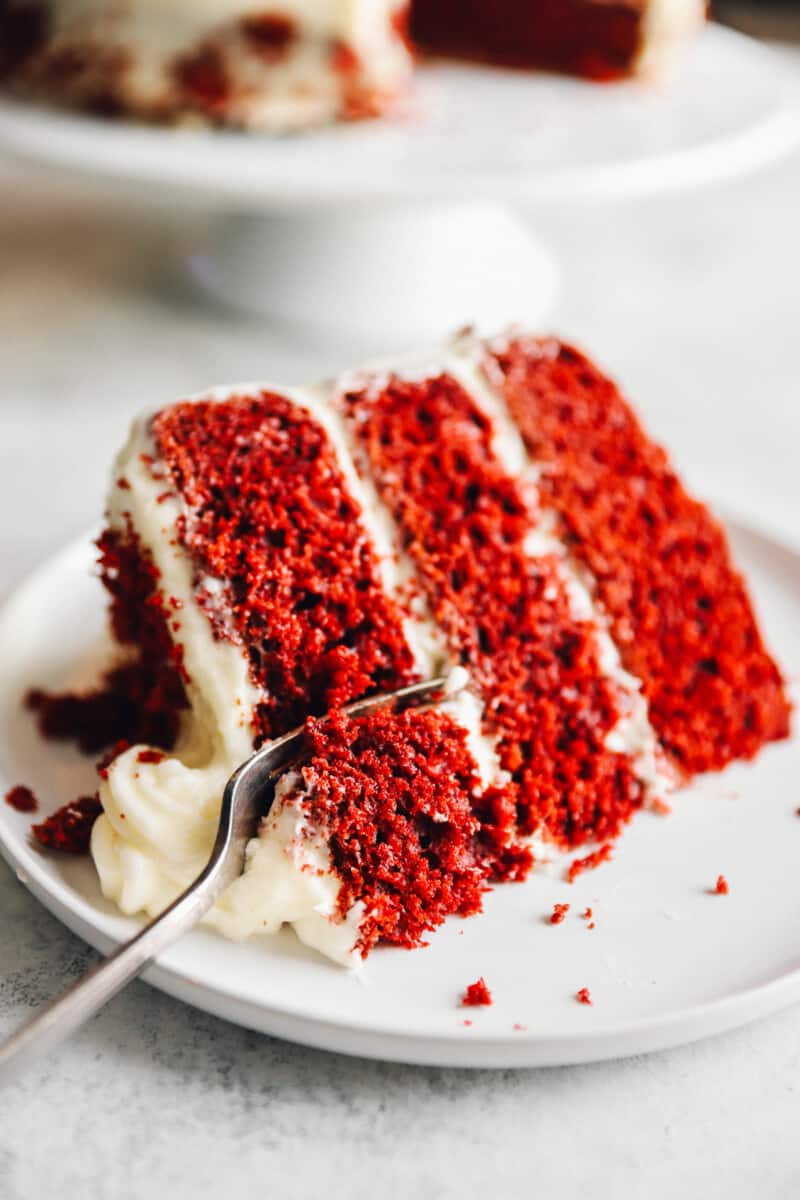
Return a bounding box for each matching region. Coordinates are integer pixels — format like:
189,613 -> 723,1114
549,902 -> 570,925
512,1023 -> 528,1032
567,843 -> 613,883
576,987 -> 593,1006
136,749 -> 166,764
713,874 -> 729,895
581,906 -> 593,919
32,795 -> 102,854
4,785 -> 38,813
588,923 -> 595,930
461,977 -> 492,1007
462,1019 -> 473,1027
651,798 -> 672,816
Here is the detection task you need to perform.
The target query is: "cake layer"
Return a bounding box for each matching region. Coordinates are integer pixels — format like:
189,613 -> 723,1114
149,389 -> 418,736
31,330 -> 789,966
411,0 -> 704,78
0,0 -> 412,128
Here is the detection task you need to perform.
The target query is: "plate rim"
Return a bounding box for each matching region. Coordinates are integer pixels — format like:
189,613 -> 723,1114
0,517 -> 798,1068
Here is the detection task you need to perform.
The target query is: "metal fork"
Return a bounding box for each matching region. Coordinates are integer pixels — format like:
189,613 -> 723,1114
0,675 -> 449,1081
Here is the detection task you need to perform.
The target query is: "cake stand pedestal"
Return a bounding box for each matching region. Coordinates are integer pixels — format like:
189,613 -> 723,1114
0,25 -> 797,349
183,204 -> 559,345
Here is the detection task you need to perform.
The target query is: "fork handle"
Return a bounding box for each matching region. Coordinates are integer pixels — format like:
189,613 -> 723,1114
0,873 -> 219,1082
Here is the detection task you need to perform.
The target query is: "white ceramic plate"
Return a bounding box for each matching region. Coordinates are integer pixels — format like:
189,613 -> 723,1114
0,26 -> 797,206
0,519 -> 798,1068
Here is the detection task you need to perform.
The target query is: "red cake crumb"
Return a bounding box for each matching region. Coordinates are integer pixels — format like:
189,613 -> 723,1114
152,393 -> 417,742
588,923 -> 595,930
576,987 -> 593,1006
461,977 -> 492,1007
582,906 -> 593,920
32,795 -> 102,854
567,843 -> 613,883
4,785 -> 38,813
490,337 -> 791,776
341,372 -> 641,849
651,799 -> 672,816
512,1022 -> 528,1032
462,1019 -> 473,1027
713,874 -> 729,895
550,902 -> 570,925
136,749 -> 166,764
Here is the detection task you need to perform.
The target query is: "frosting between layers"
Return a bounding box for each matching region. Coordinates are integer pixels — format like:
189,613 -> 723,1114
445,344 -> 673,802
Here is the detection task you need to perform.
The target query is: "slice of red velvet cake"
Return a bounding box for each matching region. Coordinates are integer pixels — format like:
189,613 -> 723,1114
31,331 -> 789,965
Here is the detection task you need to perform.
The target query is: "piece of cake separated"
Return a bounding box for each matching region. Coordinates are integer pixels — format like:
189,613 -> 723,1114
27,331 -> 789,965
0,0 -> 704,129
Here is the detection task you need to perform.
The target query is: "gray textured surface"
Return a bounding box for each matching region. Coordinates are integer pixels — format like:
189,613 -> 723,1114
1,51 -> 800,1198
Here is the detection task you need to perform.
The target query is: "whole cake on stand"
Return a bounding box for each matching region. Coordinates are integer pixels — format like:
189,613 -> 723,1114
0,0 -> 704,129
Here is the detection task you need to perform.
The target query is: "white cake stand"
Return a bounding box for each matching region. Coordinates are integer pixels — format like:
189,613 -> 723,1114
0,25 -> 797,346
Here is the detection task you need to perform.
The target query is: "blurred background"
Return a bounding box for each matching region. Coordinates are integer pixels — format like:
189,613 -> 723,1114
0,5 -> 799,1196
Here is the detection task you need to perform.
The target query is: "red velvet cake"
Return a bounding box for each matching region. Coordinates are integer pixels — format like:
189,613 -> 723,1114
28,331 -> 789,964
0,0 -> 703,129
